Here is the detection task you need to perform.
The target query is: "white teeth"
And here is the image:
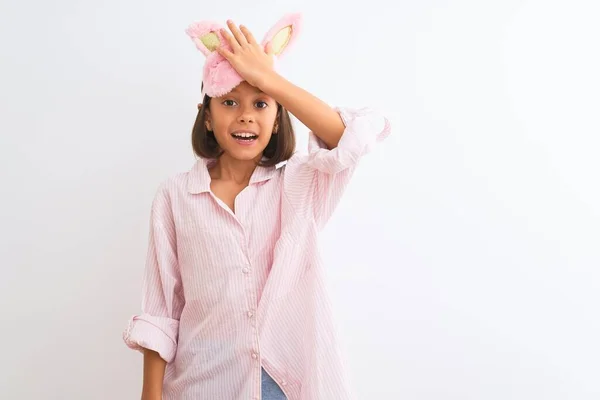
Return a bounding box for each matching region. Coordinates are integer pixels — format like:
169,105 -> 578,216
232,132 -> 257,138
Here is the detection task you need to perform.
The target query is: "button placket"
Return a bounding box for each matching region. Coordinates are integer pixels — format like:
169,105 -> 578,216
235,210 -> 263,399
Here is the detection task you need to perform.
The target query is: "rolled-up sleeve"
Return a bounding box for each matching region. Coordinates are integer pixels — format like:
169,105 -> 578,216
123,182 -> 184,363
284,106 -> 391,229
305,107 -> 390,173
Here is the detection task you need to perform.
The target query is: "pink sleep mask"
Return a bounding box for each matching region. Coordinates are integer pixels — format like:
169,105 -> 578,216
185,13 -> 302,98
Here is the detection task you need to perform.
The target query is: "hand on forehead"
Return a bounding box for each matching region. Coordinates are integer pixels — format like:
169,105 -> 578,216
185,13 -> 303,98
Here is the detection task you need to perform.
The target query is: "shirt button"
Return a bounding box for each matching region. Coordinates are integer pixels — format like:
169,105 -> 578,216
242,267 -> 250,274
281,380 -> 287,386
251,352 -> 258,359
247,311 -> 254,318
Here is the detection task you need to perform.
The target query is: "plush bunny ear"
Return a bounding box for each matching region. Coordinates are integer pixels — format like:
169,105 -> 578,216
185,21 -> 227,57
261,13 -> 302,58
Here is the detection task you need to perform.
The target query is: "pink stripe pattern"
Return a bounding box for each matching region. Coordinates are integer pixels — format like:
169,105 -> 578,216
123,107 -> 391,400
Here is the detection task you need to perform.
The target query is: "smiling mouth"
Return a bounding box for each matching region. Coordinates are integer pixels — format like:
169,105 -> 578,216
231,132 -> 258,142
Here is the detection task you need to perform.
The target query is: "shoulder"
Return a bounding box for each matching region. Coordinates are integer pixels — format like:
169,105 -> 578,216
279,152 -> 311,178
156,171 -> 189,193
283,151 -> 309,167
151,164 -> 197,209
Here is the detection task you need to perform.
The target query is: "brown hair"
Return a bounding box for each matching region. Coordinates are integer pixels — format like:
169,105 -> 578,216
192,90 -> 296,167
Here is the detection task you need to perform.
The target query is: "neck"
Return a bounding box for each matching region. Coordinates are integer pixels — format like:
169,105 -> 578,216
210,153 -> 260,185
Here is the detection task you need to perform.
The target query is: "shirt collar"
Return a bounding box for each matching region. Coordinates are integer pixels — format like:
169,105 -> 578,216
187,157 -> 287,194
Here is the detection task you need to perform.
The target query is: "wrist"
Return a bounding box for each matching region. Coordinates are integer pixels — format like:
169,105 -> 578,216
257,70 -> 283,94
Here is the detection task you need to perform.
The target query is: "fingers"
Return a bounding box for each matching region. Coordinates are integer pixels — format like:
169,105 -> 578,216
220,28 -> 240,52
239,25 -> 258,46
219,20 -> 263,60
216,45 -> 234,59
265,41 -> 274,56
226,20 -> 248,48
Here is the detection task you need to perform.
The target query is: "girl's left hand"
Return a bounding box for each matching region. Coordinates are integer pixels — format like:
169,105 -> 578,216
217,20 -> 276,90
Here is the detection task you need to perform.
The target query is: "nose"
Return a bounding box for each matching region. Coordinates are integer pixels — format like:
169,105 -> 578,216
237,105 -> 255,124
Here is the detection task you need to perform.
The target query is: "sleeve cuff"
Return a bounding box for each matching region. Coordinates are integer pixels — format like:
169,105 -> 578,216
306,107 -> 391,173
123,314 -> 179,363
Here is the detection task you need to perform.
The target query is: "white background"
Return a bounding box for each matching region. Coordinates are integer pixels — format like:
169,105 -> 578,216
1,0 -> 599,399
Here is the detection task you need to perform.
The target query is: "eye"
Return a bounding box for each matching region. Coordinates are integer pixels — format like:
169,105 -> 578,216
222,99 -> 237,107
255,101 -> 269,109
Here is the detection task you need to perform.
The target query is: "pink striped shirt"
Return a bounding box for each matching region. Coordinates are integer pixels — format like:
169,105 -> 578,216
123,107 -> 391,400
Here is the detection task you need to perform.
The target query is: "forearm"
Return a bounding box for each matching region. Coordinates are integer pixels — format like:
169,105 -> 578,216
259,72 -> 345,149
141,348 -> 167,400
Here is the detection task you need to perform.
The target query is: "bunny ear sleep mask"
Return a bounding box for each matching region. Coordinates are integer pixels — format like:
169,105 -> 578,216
185,13 -> 302,99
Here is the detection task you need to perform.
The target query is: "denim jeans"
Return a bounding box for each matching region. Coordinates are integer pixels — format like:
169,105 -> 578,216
261,366 -> 287,399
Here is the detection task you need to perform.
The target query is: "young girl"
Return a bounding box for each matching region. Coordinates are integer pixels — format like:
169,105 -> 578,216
123,13 -> 390,400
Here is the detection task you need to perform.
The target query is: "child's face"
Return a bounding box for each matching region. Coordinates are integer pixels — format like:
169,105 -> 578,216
206,81 -> 279,162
